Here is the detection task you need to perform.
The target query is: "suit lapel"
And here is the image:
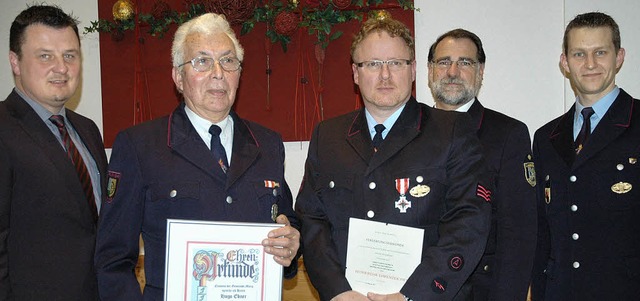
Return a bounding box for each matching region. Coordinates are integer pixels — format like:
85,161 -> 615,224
66,111 -> 107,176
366,98 -> 421,176
5,92 -> 94,220
167,103 -> 225,183
573,89 -> 634,168
467,99 -> 485,133
226,112 -> 260,189
346,110 -> 374,164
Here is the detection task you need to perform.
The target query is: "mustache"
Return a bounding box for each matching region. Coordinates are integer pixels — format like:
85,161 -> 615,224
439,77 -> 464,85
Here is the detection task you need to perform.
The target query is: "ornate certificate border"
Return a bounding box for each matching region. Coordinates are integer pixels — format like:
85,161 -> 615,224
164,219 -> 283,301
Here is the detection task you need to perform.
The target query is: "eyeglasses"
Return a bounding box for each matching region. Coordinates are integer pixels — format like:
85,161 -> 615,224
178,56 -> 242,72
355,59 -> 413,71
431,58 -> 478,70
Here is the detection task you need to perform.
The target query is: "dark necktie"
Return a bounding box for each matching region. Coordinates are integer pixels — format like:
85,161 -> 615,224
575,107 -> 595,154
209,124 -> 229,174
49,115 -> 98,222
372,124 -> 386,152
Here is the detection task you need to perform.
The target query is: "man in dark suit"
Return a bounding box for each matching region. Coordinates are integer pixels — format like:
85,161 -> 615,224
94,13 -> 300,300
0,5 -> 107,300
427,29 -> 537,301
531,12 -> 640,300
295,16 -> 492,301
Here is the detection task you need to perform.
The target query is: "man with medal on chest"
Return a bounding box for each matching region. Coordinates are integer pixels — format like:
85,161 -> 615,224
295,14 -> 492,301
531,12 -> 640,300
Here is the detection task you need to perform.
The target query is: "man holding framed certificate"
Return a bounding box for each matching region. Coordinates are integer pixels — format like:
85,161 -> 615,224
296,14 -> 492,301
95,13 -> 300,301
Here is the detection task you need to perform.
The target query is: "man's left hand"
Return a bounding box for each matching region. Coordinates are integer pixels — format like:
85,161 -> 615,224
262,214 -> 300,267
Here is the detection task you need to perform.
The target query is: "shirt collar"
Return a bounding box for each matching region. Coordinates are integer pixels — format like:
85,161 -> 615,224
455,98 -> 475,112
574,86 -> 619,123
14,87 -> 66,121
184,105 -> 233,145
433,98 -> 475,112
364,103 -> 406,140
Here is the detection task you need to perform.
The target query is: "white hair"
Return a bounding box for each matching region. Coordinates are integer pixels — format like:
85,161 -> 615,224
171,13 -> 244,68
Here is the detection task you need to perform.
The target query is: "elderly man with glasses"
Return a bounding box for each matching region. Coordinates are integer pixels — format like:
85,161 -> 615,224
95,13 -> 300,301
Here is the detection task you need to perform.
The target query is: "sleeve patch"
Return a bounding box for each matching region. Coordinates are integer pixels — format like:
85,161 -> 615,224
106,171 -> 121,203
476,184 -> 491,202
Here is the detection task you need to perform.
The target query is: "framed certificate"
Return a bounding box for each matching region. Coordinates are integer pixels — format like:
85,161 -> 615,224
164,219 -> 283,301
345,218 -> 424,295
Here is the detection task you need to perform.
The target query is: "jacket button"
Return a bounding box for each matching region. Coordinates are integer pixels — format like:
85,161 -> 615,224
416,176 -> 424,183
367,210 -> 375,218
569,175 -> 577,182
571,204 -> 578,212
573,261 -> 580,269
617,164 -> 624,171
572,233 -> 579,240
169,190 -> 177,198
272,189 -> 278,197
483,265 -> 490,272
329,181 -> 335,188
226,196 -> 233,204
369,182 -> 376,190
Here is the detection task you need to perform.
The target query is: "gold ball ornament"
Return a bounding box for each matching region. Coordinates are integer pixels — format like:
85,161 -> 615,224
370,10 -> 392,21
113,0 -> 135,21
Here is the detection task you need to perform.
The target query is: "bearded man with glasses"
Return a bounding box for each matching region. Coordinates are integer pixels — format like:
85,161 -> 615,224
296,16 -> 492,301
428,28 -> 537,301
95,13 -> 300,300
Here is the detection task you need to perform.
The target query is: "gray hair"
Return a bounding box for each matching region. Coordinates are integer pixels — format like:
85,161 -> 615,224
171,13 -> 244,68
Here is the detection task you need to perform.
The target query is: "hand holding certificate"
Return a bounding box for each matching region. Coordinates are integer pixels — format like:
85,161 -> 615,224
164,219 -> 285,301
345,218 -> 424,295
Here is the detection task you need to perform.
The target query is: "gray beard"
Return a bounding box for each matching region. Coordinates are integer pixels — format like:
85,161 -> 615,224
432,85 -> 475,106
430,76 -> 480,107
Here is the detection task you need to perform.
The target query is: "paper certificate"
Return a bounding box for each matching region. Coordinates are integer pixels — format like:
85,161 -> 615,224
164,219 -> 283,301
345,218 -> 424,295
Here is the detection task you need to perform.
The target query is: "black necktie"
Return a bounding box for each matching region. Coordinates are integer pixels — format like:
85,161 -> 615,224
372,124 -> 385,152
209,124 -> 229,174
575,107 -> 595,154
49,115 -> 98,222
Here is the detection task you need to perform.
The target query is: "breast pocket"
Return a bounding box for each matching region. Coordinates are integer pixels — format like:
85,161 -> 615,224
314,173 -> 355,230
391,167 -> 446,225
146,181 -> 201,220
592,156 -> 640,211
252,181 -> 284,221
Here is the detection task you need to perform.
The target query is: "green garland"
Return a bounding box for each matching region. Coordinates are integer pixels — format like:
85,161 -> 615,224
84,0 -> 416,51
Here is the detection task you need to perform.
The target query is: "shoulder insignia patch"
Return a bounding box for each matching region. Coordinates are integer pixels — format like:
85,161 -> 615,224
524,154 -> 536,187
106,171 -> 121,203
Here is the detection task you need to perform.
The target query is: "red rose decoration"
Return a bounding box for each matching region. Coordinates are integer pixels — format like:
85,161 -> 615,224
332,0 -> 351,9
151,1 -> 171,20
204,0 -> 258,25
274,11 -> 299,36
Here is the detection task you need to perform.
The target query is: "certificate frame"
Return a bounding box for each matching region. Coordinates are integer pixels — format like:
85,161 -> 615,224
164,219 -> 283,301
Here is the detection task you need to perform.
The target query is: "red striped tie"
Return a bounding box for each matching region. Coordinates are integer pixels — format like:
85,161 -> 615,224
50,115 -> 98,222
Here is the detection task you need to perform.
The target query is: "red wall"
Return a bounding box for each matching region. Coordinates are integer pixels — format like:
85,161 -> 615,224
98,1 -> 414,146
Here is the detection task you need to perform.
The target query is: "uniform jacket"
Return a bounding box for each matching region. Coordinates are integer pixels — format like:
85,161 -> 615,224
531,89 -> 640,300
459,100 -> 537,301
295,98 -> 492,301
95,103 -> 298,301
0,90 -> 107,300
